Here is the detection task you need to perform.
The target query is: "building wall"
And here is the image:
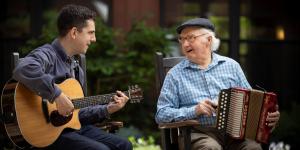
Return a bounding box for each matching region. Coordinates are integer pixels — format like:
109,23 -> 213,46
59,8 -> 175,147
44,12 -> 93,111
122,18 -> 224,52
112,0 -> 160,31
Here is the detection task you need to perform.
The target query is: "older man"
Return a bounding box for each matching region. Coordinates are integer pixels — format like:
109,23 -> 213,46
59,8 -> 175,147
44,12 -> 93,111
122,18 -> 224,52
155,18 -> 280,150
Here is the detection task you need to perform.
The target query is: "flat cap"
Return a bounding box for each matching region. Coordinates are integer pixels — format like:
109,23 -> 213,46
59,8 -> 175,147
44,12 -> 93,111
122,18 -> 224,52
176,18 -> 215,34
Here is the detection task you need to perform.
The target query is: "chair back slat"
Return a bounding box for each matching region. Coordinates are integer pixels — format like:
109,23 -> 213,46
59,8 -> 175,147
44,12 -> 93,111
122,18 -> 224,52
11,52 -> 20,73
155,52 -> 184,94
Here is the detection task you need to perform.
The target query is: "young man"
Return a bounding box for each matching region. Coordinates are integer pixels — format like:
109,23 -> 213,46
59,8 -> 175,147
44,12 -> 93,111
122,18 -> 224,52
155,18 -> 280,149
13,4 -> 132,150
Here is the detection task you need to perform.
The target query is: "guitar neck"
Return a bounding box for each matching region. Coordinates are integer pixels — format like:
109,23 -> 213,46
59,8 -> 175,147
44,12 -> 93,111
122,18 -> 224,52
72,91 -> 129,109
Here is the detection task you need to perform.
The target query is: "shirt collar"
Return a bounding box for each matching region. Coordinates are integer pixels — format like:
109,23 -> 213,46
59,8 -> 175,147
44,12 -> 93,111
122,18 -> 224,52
183,52 -> 226,70
51,38 -> 69,62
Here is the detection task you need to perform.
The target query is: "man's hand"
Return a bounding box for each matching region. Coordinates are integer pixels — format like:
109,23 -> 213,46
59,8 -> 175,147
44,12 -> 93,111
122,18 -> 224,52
54,93 -> 74,117
107,91 -> 129,114
195,99 -> 218,116
267,105 -> 280,130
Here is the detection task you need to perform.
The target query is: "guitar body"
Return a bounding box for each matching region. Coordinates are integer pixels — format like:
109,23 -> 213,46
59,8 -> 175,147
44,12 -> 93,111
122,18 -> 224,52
1,78 -> 83,148
1,78 -> 142,149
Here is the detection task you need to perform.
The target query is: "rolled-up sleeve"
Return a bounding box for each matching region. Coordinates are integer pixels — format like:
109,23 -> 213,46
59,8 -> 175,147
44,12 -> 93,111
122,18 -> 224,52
155,73 -> 197,124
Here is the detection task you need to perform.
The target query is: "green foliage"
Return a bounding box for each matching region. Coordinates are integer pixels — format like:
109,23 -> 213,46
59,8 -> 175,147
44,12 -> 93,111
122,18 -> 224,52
128,136 -> 161,150
21,11 -> 58,54
109,22 -> 171,141
0,14 -> 30,38
124,22 -> 171,88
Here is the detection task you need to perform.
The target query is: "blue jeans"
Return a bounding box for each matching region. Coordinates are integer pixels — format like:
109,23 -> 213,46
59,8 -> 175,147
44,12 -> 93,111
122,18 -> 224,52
46,125 -> 132,150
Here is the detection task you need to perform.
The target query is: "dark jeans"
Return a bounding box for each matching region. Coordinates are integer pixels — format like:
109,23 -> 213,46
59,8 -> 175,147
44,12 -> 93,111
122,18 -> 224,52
46,125 -> 132,150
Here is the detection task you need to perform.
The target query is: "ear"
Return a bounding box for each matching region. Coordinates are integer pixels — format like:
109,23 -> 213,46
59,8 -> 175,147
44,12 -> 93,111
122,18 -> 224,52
207,35 -> 212,43
70,27 -> 78,39
206,35 -> 212,47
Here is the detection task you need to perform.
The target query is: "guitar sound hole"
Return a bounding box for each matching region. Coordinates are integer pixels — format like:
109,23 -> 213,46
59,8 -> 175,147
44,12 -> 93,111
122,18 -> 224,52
50,111 -> 72,127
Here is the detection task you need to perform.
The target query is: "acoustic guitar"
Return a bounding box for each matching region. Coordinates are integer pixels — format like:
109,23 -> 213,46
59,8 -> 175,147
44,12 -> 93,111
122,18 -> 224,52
0,78 -> 143,149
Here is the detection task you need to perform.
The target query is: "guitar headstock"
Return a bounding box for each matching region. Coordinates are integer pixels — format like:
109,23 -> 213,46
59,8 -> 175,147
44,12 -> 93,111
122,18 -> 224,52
128,85 -> 143,103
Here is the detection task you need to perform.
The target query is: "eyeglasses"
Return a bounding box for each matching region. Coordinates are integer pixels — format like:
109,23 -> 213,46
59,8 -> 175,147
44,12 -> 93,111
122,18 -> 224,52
178,33 -> 208,44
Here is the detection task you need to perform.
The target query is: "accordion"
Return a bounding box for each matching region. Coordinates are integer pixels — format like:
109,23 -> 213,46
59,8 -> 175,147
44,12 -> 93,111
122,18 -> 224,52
216,88 -> 277,143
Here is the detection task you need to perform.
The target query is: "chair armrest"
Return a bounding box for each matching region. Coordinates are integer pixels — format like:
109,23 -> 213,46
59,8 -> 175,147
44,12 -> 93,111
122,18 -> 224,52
95,121 -> 123,133
158,120 -> 200,129
106,121 -> 124,128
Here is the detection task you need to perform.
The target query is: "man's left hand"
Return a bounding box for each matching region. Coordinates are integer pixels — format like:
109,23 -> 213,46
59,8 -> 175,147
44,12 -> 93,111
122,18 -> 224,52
107,91 -> 129,114
266,105 -> 280,130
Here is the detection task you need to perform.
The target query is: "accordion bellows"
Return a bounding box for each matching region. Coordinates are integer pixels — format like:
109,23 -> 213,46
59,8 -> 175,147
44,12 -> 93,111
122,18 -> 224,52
216,88 -> 277,144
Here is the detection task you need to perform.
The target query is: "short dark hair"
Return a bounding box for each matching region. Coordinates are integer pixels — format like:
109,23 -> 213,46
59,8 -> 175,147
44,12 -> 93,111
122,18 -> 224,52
57,4 -> 96,37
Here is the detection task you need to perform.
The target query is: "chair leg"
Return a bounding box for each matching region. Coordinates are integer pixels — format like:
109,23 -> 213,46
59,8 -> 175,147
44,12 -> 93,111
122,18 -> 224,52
178,127 -> 191,150
161,129 -> 172,150
161,129 -> 180,150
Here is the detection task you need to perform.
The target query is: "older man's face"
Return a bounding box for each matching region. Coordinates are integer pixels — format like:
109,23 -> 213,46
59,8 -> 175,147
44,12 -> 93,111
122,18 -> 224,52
179,27 -> 212,63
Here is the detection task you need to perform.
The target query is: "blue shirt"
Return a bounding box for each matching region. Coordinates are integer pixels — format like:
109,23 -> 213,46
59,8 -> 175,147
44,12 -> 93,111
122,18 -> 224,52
155,53 -> 251,126
13,39 -> 110,125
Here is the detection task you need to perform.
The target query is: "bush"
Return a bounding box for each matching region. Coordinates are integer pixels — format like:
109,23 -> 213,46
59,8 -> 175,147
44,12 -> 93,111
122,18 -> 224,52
128,136 -> 161,150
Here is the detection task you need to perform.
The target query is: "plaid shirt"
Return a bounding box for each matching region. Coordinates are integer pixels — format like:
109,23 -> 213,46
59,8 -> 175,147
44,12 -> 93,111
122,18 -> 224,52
155,53 -> 251,126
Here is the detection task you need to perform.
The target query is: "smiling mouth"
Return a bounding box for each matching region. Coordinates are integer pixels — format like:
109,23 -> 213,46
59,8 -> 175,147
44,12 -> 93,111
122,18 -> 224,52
186,49 -> 193,53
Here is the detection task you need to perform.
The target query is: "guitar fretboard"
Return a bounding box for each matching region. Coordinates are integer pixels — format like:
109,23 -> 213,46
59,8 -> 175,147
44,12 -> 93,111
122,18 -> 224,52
72,91 -> 129,109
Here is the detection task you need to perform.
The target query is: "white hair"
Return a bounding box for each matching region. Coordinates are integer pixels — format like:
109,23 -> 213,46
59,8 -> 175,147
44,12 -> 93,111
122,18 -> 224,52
200,28 -> 220,51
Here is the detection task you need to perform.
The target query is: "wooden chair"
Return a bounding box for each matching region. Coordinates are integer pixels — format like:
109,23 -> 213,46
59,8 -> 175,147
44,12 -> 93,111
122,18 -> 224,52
155,52 -> 200,150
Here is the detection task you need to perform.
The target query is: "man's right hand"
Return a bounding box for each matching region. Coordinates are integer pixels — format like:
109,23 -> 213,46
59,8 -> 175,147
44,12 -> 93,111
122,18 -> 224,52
195,99 -> 217,116
54,93 -> 74,116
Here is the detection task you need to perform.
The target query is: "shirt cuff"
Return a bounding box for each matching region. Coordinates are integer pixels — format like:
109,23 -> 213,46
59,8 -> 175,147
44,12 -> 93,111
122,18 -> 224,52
104,105 -> 111,119
186,105 -> 197,119
49,87 -> 61,103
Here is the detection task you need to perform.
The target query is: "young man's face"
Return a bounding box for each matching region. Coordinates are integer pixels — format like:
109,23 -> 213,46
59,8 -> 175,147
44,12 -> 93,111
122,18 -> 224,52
73,19 -> 96,54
